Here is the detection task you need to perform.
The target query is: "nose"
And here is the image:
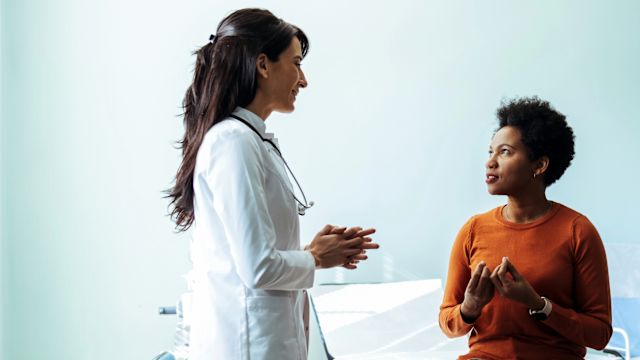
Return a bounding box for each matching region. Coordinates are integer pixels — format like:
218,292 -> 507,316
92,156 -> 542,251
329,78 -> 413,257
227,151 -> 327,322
486,154 -> 497,170
298,68 -> 308,88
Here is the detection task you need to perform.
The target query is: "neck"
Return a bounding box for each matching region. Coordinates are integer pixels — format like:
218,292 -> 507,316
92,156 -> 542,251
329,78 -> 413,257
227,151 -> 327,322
504,191 -> 551,224
245,93 -> 272,121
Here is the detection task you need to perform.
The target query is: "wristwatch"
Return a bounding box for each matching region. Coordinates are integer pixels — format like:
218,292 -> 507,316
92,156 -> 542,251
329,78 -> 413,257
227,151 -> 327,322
529,296 -> 552,320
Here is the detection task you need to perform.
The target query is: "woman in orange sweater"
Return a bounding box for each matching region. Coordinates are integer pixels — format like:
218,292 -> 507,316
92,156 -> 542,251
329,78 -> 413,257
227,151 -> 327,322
439,97 -> 612,359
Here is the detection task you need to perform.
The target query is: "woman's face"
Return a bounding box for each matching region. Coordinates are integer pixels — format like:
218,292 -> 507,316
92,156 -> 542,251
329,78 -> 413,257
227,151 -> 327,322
485,126 -> 538,196
262,37 -> 308,113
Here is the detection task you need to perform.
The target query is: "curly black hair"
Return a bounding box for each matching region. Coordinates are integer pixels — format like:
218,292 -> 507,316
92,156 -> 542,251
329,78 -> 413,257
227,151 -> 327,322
496,97 -> 575,187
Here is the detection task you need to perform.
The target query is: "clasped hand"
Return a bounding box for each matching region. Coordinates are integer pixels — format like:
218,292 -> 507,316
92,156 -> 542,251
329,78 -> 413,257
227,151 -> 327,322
461,257 -> 543,321
307,224 -> 379,269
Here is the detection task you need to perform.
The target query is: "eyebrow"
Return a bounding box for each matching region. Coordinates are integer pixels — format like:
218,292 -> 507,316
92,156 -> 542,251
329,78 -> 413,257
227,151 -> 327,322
293,55 -> 303,61
489,143 -> 517,149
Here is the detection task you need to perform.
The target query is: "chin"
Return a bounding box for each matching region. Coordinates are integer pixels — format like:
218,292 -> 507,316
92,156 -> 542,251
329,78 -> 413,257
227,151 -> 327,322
487,186 -> 505,196
275,104 -> 295,114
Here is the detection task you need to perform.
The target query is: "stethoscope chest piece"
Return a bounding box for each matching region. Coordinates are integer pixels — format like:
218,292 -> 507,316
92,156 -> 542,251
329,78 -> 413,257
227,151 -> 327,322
297,201 -> 314,216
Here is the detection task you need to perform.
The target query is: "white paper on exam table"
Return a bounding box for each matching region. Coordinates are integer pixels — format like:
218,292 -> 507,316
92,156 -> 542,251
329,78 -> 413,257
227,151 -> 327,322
309,279 -> 468,359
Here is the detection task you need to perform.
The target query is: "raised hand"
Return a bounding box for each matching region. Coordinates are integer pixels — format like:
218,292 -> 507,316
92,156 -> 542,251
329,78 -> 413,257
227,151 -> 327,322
461,261 -> 495,322
490,257 -> 545,310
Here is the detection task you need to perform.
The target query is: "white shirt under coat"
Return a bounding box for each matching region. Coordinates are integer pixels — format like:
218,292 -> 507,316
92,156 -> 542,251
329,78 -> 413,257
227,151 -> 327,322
188,107 -> 316,360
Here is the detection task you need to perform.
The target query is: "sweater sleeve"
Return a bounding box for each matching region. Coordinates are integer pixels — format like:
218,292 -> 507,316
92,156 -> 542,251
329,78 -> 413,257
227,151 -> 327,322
540,216 -> 612,350
439,217 -> 475,338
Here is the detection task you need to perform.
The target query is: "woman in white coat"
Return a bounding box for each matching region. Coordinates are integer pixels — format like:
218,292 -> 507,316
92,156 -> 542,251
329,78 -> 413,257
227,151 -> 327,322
167,8 -> 379,360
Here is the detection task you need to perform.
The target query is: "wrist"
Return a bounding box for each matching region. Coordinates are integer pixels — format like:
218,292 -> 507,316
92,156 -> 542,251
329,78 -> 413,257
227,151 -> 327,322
460,301 -> 480,322
528,295 -> 545,311
308,248 -> 320,267
528,296 -> 552,320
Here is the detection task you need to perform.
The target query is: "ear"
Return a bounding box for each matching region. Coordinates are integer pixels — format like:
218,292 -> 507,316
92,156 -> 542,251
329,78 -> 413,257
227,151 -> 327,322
255,53 -> 269,79
534,156 -> 549,178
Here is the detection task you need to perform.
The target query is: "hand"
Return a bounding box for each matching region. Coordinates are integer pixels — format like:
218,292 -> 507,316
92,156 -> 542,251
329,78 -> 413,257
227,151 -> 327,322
329,226 -> 378,269
461,261 -> 495,321
490,257 -> 544,310
307,225 -> 372,269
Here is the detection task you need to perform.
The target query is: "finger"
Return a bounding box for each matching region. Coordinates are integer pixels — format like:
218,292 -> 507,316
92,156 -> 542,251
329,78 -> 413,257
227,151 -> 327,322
478,266 -> 492,291
317,224 -> 336,236
352,240 -> 380,250
342,226 -> 362,239
497,257 -> 510,284
491,265 -> 504,295
353,228 -> 376,238
504,257 -> 522,280
329,226 -> 347,235
467,261 -> 485,291
350,254 -> 368,261
490,264 -> 503,290
343,248 -> 364,257
342,263 -> 357,270
343,236 -> 367,248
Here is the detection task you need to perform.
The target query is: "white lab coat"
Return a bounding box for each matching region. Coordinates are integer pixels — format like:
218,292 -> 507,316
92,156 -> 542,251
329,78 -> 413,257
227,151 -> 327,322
188,107 -> 316,360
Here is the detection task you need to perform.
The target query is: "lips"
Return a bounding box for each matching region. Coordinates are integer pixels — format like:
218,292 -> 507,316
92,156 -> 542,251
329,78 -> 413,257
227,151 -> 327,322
485,173 -> 499,184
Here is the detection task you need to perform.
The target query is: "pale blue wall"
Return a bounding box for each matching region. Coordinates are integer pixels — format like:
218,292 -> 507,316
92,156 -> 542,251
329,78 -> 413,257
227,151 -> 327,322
1,0 -> 6,357
2,1 -> 639,359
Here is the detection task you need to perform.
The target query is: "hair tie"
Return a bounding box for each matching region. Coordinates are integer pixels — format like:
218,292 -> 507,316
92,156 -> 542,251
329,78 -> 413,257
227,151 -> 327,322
209,34 -> 216,44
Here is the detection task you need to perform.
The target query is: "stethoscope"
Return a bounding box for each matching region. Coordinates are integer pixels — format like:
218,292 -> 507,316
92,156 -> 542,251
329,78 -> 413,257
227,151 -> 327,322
229,114 -> 315,216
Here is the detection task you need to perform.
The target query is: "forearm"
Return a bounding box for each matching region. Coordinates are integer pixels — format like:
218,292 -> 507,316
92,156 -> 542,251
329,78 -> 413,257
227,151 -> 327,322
541,301 -> 612,349
245,249 -> 316,290
438,304 -> 474,338
440,218 -> 476,338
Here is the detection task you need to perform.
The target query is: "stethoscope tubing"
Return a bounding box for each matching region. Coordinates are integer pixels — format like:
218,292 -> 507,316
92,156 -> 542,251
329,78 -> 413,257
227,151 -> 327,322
229,114 -> 314,215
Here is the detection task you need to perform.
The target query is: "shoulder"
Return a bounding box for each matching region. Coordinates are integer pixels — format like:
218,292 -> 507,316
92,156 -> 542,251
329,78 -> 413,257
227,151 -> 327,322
552,202 -> 603,251
552,202 -> 597,231
203,119 -> 260,150
553,202 -> 585,219
457,207 -> 499,232
455,207 -> 497,241
468,206 -> 501,228
196,119 -> 265,173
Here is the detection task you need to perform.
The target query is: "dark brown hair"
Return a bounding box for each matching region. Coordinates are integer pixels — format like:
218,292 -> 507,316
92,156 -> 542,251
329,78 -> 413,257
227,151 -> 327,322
167,8 -> 309,230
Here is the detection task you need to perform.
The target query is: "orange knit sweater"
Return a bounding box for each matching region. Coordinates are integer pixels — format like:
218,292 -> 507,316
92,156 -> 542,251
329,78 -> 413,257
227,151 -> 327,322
439,202 -> 612,360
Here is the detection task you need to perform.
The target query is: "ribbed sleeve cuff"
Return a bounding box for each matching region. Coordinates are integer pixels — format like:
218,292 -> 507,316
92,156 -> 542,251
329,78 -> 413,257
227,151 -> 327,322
440,304 -> 475,337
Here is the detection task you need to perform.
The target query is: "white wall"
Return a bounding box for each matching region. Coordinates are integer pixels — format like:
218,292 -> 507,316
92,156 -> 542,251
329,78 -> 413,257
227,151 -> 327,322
2,1 -> 639,359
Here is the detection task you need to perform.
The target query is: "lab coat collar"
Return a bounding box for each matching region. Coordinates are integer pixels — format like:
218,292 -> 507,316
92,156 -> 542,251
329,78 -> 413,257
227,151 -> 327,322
232,107 -> 274,140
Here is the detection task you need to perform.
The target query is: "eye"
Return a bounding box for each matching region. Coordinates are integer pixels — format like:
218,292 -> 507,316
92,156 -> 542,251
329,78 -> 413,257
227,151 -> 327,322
488,150 -> 494,156
500,148 -> 510,155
